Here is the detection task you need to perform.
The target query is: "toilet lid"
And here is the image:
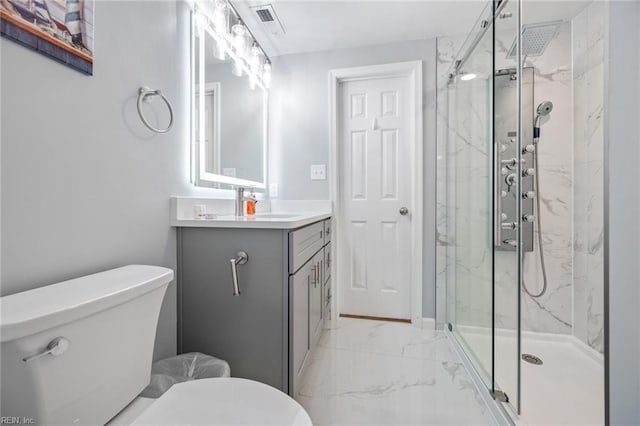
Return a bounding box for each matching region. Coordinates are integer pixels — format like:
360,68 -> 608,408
131,378 -> 312,425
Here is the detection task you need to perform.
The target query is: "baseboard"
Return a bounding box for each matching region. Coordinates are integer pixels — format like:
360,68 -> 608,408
422,317 -> 436,330
339,314 -> 411,323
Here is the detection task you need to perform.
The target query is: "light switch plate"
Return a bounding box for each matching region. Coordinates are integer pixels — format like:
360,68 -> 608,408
310,164 -> 326,180
269,183 -> 279,198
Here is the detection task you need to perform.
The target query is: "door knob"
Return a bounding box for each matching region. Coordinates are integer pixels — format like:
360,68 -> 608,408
399,207 -> 409,215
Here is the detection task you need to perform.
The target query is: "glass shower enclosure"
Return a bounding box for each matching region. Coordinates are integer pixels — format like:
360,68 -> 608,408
440,0 -> 606,423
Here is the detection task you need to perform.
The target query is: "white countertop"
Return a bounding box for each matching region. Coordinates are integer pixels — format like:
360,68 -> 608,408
171,212 -> 331,230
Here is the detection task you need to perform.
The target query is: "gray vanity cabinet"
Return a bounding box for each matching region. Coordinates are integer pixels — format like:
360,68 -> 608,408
177,217 -> 331,397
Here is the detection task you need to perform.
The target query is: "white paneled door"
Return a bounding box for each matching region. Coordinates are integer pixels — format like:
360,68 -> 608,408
339,76 -> 413,320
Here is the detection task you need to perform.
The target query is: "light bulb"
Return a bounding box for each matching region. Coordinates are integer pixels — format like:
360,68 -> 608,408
213,0 -> 228,33
232,21 -> 247,56
250,43 -> 262,74
262,60 -> 271,89
231,22 -> 247,77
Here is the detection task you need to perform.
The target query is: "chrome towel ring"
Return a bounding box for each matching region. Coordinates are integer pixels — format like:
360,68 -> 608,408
137,86 -> 174,133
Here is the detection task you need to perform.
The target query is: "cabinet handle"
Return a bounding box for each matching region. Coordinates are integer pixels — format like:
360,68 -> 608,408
230,251 -> 248,296
311,264 -> 316,287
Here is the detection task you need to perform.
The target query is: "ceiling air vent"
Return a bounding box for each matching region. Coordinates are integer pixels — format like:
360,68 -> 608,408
249,3 -> 286,36
255,8 -> 274,22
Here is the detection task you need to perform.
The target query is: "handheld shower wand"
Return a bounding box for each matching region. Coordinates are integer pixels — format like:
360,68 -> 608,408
533,101 -> 553,140
523,101 -> 553,298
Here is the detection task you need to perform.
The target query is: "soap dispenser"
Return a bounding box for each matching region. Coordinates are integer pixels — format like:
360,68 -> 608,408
246,189 -> 257,216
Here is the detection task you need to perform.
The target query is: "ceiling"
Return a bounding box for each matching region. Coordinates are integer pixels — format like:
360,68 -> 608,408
231,1 -> 593,58
231,1 -> 486,57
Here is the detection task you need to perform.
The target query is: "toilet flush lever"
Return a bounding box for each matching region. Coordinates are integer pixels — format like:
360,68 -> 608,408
230,251 -> 249,296
23,337 -> 70,363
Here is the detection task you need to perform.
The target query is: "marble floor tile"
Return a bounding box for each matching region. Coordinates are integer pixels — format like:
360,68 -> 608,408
297,318 -> 496,426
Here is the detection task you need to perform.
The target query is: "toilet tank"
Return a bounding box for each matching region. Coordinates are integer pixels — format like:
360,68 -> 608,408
0,265 -> 173,425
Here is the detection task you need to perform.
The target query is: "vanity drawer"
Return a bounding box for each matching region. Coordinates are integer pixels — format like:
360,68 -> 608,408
323,219 -> 332,245
289,222 -> 324,273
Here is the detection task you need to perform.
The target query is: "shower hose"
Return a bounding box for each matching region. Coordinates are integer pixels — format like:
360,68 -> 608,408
522,139 -> 549,298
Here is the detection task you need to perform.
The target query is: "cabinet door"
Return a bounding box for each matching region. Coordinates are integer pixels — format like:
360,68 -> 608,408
309,253 -> 323,349
324,244 -> 332,284
290,261 -> 310,393
324,277 -> 332,322
179,228 -> 288,392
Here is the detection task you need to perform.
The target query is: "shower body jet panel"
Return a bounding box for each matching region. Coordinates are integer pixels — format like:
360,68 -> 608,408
495,68 -> 534,252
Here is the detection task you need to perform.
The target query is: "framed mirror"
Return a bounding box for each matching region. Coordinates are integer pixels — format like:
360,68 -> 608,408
191,11 -> 268,190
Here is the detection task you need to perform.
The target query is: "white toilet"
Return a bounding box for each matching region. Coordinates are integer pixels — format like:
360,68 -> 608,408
0,265 -> 312,425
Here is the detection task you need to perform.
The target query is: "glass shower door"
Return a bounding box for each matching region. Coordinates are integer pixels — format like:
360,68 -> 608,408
445,2 -> 495,388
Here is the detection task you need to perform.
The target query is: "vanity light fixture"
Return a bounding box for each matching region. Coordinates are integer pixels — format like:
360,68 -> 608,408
460,73 -> 477,81
194,0 -> 271,89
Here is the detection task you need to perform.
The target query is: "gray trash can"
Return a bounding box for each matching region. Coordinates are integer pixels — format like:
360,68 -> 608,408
140,352 -> 231,398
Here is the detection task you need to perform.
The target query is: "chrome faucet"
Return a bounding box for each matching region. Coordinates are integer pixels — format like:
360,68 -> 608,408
234,187 -> 257,216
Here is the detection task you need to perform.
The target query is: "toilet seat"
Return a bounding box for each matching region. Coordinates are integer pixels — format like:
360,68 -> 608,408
131,378 -> 312,425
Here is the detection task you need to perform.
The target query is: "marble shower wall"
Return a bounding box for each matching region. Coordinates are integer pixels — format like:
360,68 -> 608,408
572,1 -> 606,354
518,23 -> 574,335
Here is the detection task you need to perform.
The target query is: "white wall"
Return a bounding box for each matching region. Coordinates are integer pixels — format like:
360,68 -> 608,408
607,1 -> 640,424
268,39 -> 438,317
0,1 -> 212,361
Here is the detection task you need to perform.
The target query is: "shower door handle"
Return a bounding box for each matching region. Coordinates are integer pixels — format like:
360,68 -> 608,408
495,142 -> 502,246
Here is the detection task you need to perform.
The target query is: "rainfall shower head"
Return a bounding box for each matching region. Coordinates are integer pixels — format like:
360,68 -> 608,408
507,21 -> 563,59
534,101 -> 554,139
